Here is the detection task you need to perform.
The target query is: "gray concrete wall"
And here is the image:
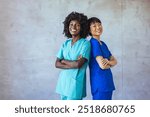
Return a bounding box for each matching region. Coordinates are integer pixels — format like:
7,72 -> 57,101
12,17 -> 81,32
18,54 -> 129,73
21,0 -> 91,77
0,0 -> 150,100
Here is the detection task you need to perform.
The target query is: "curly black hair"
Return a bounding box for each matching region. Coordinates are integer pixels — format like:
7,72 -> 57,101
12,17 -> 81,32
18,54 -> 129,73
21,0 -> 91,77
88,17 -> 102,36
63,12 -> 88,38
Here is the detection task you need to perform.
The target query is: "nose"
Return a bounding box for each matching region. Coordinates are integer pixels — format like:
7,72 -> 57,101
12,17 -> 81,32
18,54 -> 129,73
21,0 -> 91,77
96,26 -> 100,29
72,24 -> 77,29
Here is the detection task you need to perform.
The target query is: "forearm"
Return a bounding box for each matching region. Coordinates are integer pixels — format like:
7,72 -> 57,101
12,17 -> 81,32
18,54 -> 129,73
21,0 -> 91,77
61,60 -> 79,68
55,58 -> 73,69
103,64 -> 111,69
109,61 -> 116,67
55,62 -> 72,69
96,56 -> 110,69
62,57 -> 87,69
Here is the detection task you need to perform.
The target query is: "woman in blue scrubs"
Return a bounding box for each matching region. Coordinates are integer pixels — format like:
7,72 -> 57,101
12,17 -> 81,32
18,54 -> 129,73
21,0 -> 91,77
88,17 -> 117,100
55,12 -> 91,100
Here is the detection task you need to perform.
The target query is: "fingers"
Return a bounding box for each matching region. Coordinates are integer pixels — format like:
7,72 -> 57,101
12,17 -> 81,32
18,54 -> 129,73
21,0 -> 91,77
78,55 -> 82,60
101,58 -> 109,66
61,60 -> 65,64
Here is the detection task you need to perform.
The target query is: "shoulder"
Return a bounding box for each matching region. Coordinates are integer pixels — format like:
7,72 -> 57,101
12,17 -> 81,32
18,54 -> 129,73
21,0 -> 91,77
90,38 -> 99,46
101,41 -> 108,47
65,38 -> 71,43
80,38 -> 91,46
90,38 -> 98,42
62,38 -> 71,46
101,41 -> 106,45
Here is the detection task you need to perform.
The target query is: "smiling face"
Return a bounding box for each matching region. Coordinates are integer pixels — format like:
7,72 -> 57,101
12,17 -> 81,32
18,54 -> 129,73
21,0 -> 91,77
69,20 -> 81,37
90,22 -> 103,37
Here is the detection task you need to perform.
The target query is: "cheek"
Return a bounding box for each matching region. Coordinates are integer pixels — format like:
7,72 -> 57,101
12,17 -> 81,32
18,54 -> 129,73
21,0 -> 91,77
76,27 -> 80,33
69,26 -> 71,30
77,26 -> 80,30
90,28 -> 95,34
69,28 -> 71,32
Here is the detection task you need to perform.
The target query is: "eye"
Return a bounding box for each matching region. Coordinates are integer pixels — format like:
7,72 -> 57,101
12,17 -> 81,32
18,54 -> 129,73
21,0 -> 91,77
92,25 -> 96,27
69,23 -> 73,26
97,23 -> 101,27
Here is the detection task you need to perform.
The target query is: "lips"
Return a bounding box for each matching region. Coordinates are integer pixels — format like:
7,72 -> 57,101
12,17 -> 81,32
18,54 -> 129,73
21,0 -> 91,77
71,29 -> 77,32
69,26 -> 80,35
70,29 -> 79,34
96,31 -> 101,33
96,29 -> 102,33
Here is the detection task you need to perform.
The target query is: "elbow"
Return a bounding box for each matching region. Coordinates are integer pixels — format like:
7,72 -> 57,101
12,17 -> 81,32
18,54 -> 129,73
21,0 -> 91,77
115,59 -> 117,65
113,57 -> 117,65
55,63 -> 58,68
116,59 -> 117,64
55,62 -> 59,68
115,61 -> 117,65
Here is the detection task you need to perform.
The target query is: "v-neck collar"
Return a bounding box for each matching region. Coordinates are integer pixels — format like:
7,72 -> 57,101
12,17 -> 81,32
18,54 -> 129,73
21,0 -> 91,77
70,38 -> 83,47
92,37 -> 103,45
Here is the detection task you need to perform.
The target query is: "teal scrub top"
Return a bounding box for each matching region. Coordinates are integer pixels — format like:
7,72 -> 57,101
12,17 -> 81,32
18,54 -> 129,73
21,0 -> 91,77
56,38 -> 91,99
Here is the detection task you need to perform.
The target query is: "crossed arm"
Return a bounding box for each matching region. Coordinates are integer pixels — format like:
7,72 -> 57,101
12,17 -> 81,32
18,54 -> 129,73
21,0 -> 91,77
96,55 -> 117,70
55,56 -> 87,69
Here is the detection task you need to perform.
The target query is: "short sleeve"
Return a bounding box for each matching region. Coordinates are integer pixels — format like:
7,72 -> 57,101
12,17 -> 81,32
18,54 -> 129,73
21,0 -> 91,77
56,43 -> 65,59
90,40 -> 103,58
80,41 -> 91,62
103,42 -> 112,58
108,49 -> 112,58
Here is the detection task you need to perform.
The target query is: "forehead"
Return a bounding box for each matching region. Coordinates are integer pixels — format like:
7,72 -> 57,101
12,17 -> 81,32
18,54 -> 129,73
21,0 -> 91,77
90,21 -> 101,25
70,20 -> 80,24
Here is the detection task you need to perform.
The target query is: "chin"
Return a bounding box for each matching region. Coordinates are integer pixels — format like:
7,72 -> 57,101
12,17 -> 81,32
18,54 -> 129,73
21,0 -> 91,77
71,33 -> 79,36
96,34 -> 101,36
71,33 -> 77,36
98,33 -> 102,36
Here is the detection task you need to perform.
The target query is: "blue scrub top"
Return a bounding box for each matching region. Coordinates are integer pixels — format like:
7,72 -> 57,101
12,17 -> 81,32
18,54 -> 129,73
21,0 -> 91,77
89,38 -> 115,94
56,38 -> 91,99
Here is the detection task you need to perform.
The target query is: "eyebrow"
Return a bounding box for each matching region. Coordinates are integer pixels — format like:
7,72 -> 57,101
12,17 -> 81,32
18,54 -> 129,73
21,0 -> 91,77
70,21 -> 80,24
91,23 -> 101,26
91,22 -> 101,24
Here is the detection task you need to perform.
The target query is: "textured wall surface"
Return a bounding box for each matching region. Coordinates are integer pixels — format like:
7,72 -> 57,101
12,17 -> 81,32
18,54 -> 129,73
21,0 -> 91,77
0,0 -> 150,100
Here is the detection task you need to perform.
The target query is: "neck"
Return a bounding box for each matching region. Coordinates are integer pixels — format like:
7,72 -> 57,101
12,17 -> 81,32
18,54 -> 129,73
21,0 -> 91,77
72,35 -> 80,42
93,35 -> 100,41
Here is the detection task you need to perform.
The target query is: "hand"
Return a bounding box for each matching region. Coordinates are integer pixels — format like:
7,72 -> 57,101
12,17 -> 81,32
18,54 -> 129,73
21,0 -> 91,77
101,58 -> 109,67
78,55 -> 82,60
61,60 -> 73,67
61,60 -> 66,64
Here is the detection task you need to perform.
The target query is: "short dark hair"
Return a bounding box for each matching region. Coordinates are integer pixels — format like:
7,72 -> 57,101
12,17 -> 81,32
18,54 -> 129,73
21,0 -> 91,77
63,11 -> 88,38
88,17 -> 102,36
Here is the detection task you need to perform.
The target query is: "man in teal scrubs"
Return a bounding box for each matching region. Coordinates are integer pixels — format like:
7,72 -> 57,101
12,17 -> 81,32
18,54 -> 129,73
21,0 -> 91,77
55,12 -> 91,100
